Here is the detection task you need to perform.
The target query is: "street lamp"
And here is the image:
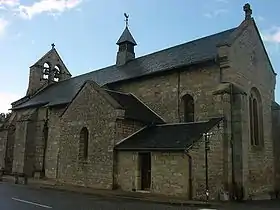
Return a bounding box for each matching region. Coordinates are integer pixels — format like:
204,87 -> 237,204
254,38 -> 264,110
203,132 -> 213,201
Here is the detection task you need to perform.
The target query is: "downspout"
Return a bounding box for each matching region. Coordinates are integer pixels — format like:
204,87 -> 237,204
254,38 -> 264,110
42,107 -> 49,177
186,153 -> 193,200
230,83 -> 236,200
112,119 -> 118,190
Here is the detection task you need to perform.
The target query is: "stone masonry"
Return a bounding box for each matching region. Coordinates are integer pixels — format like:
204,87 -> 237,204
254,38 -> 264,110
0,3 -> 279,201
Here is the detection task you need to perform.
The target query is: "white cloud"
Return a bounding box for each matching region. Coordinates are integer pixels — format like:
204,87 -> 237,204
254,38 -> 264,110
17,0 -> 82,19
0,18 -> 8,36
0,92 -> 20,113
262,26 -> 280,44
204,9 -> 228,18
0,0 -> 19,7
257,16 -> 265,22
215,0 -> 229,3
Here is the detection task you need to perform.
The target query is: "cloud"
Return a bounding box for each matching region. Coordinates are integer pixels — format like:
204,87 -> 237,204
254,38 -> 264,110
215,0 -> 229,3
257,16 -> 265,22
204,9 -> 228,18
0,0 -> 19,7
262,26 -> 280,44
17,0 -> 82,19
0,92 -> 20,113
0,18 -> 8,36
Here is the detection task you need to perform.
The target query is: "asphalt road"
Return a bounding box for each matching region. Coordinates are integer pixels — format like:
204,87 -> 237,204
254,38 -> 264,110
0,182 -> 202,210
1,182 -> 280,210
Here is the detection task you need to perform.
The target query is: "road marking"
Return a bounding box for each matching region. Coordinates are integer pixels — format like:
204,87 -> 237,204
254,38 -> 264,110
11,197 -> 52,209
199,209 -> 217,210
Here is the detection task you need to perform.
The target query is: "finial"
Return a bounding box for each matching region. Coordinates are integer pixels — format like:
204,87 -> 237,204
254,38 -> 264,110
124,13 -> 129,27
51,43 -> 55,49
243,3 -> 252,20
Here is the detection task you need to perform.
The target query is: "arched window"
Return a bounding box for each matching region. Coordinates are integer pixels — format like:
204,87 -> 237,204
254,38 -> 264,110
249,87 -> 264,146
79,127 -> 89,161
54,65 -> 60,82
182,94 -> 194,122
43,63 -> 50,80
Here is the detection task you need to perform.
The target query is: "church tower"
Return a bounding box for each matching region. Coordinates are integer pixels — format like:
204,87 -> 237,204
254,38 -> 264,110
26,44 -> 72,96
116,13 -> 137,66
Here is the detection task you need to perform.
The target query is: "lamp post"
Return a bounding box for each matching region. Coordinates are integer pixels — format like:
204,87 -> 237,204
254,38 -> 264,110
203,132 -> 212,201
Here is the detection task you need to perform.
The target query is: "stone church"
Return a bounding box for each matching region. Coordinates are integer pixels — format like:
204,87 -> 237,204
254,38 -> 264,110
0,3 -> 280,201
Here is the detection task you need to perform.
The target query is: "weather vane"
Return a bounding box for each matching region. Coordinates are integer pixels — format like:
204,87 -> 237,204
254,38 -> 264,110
124,13 -> 129,27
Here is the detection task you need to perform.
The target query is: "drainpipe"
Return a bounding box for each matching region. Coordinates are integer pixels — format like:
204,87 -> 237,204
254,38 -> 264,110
185,153 -> 193,200
204,133 -> 210,201
230,83 -> 236,200
42,107 -> 49,177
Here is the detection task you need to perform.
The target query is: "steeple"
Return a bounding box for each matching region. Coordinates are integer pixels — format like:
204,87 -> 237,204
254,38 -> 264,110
26,44 -> 72,96
116,13 -> 137,66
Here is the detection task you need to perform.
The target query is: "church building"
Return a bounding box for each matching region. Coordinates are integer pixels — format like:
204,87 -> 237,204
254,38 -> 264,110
1,3 -> 280,201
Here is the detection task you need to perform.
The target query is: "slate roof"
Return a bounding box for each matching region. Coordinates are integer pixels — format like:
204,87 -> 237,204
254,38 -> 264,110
12,27 -> 236,110
115,118 -> 223,151
116,27 -> 137,45
104,89 -> 164,124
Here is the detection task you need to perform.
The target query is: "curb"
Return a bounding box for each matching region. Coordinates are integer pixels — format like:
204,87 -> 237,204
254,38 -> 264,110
1,178 -> 218,208
37,184 -> 217,208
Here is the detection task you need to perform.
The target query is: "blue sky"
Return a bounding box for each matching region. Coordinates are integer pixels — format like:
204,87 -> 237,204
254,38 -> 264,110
0,0 -> 279,113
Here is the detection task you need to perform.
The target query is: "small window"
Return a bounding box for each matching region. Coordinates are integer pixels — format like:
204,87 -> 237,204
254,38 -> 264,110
54,65 -> 60,82
79,127 -> 89,161
43,63 -> 50,80
249,87 -> 264,147
182,94 -> 194,122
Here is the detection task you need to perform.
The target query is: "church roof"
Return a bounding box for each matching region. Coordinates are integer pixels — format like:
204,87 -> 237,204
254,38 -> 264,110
116,27 -> 137,45
115,118 -> 222,151
104,89 -> 164,124
12,27 -> 236,110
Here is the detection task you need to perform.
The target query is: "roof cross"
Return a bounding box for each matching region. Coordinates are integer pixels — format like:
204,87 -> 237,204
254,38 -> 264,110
243,3 -> 252,20
51,43 -> 55,49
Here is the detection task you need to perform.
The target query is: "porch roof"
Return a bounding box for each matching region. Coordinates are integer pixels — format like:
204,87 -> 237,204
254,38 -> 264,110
115,117 -> 222,151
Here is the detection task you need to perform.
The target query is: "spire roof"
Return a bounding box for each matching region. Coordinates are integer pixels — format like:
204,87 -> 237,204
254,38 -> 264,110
116,27 -> 137,46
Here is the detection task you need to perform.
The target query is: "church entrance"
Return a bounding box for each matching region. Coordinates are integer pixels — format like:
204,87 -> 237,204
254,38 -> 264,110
139,152 -> 151,190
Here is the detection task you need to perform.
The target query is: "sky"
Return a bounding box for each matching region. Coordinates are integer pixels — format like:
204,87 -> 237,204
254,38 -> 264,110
0,0 -> 279,113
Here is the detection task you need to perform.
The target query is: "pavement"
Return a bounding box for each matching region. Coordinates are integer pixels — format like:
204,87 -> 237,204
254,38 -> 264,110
0,182 -> 218,210
1,176 -> 280,209
1,175 -> 218,208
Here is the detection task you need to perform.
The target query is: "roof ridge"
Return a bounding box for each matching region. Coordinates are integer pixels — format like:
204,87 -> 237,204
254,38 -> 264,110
66,27 -> 237,82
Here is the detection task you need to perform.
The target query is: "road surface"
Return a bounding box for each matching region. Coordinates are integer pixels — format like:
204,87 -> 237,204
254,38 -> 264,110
0,182 -> 202,209
1,182 -> 280,209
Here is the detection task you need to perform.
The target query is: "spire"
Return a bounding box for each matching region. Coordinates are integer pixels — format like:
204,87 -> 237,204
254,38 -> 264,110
116,13 -> 137,46
116,27 -> 137,46
116,13 -> 137,66
243,3 -> 252,20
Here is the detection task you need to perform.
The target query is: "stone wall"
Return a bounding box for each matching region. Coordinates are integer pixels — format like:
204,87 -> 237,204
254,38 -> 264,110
272,107 -> 280,191
188,121 -> 224,200
57,82 -> 120,189
115,119 -> 144,144
116,151 -> 138,191
45,106 -> 66,179
111,63 -> 221,123
222,19 -> 276,197
0,129 -> 8,169
151,152 -> 189,196
116,120 -> 224,200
